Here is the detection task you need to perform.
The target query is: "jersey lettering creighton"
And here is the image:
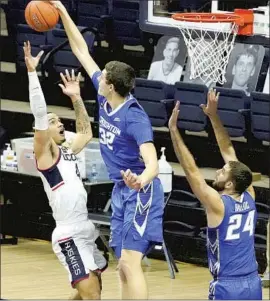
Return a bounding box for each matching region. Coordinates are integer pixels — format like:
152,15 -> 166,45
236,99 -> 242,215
92,71 -> 153,181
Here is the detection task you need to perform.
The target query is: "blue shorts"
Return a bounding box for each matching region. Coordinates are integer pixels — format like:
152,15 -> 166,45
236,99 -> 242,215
209,272 -> 262,300
109,178 -> 164,259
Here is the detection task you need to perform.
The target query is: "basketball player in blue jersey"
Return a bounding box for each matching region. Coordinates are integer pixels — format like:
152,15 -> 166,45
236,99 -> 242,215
23,41 -> 107,300
169,89 -> 262,300
50,1 -> 164,299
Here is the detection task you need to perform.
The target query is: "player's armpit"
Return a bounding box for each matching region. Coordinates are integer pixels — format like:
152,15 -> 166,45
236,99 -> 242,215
34,133 -> 55,169
186,170 -> 224,214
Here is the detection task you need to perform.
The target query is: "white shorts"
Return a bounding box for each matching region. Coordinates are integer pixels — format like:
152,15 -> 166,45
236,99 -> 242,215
52,220 -> 107,287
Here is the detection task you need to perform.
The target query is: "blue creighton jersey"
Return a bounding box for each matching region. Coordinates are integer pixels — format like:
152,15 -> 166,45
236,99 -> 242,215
207,191 -> 258,279
92,71 -> 153,181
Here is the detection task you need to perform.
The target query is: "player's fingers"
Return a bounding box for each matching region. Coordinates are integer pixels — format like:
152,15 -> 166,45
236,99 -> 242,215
120,170 -> 127,179
60,72 -> 68,85
129,174 -> 137,183
65,69 -> 71,81
71,69 -> 75,81
24,41 -> 30,56
124,169 -> 131,178
127,172 -> 135,182
58,84 -> 65,91
76,72 -> 81,82
200,104 -> 206,111
37,50 -> 44,60
27,40 -> 31,54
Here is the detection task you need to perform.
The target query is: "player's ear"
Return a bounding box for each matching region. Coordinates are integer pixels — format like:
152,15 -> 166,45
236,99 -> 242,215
225,180 -> 233,190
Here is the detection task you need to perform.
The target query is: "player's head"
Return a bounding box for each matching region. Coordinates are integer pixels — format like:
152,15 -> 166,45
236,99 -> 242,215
163,37 -> 180,64
32,113 -> 65,145
98,61 -> 135,98
232,45 -> 258,87
213,161 -> 252,195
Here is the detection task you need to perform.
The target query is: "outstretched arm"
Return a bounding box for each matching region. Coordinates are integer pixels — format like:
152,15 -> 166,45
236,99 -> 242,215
169,102 -> 223,215
201,89 -> 255,198
24,41 -> 54,167
59,70 -> 93,154
201,90 -> 237,163
50,1 -> 100,78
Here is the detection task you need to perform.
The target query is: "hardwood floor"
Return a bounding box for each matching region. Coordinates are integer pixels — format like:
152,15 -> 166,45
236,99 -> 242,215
1,238 -> 269,299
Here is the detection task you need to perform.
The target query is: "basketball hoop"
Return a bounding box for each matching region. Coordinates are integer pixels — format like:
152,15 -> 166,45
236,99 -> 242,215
171,11 -> 253,85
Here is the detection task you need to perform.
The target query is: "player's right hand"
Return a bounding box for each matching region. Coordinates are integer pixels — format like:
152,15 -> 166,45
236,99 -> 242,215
200,89 -> 220,117
48,0 -> 65,11
23,41 -> 44,72
121,169 -> 141,191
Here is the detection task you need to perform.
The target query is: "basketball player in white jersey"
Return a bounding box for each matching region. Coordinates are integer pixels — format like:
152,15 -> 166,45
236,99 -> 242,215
23,41 -> 107,300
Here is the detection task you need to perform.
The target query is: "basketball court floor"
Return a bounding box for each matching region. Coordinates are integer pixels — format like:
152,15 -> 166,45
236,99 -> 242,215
1,238 -> 269,299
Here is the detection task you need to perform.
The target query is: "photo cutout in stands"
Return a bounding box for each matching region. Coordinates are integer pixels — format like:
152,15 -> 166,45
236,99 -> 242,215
147,35 -> 187,85
223,43 -> 265,95
263,67 -> 269,94
183,38 -> 221,89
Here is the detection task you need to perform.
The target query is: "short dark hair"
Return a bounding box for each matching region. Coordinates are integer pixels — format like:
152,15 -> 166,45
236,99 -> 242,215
105,61 -> 135,97
228,161 -> 252,194
234,45 -> 259,67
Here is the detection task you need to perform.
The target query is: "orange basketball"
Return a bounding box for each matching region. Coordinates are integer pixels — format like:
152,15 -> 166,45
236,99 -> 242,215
25,1 -> 59,32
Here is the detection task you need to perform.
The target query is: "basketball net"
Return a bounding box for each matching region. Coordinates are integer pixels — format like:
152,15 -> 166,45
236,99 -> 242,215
175,22 -> 239,85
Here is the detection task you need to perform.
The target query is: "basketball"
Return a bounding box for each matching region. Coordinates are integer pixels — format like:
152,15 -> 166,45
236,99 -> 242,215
25,1 -> 59,32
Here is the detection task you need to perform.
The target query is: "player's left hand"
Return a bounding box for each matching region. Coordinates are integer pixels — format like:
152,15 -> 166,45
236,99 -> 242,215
121,169 -> 142,191
59,69 -> 81,99
168,101 -> 180,130
200,89 -> 220,117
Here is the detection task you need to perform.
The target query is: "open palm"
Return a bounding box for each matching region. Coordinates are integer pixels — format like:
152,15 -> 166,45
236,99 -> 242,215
23,41 -> 44,72
200,89 -> 220,117
59,70 -> 81,97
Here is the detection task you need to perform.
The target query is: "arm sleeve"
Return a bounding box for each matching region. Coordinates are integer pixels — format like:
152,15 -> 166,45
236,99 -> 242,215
126,106 -> 153,146
28,71 -> 48,130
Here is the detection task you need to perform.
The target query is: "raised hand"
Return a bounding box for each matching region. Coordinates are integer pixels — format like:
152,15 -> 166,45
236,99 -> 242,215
23,41 -> 44,72
121,169 -> 142,191
59,69 -> 81,99
48,0 -> 65,11
168,101 -> 180,130
200,89 -> 220,117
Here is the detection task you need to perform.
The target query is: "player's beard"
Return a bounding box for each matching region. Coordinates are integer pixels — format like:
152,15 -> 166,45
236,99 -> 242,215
212,179 -> 226,192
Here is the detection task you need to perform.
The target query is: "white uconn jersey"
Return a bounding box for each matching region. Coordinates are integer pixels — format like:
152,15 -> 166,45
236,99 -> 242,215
37,146 -> 88,226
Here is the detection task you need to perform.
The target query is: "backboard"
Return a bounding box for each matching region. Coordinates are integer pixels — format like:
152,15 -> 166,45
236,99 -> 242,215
139,0 -> 269,36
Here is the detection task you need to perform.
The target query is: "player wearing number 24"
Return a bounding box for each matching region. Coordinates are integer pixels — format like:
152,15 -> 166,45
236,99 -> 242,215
168,90 -> 262,300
